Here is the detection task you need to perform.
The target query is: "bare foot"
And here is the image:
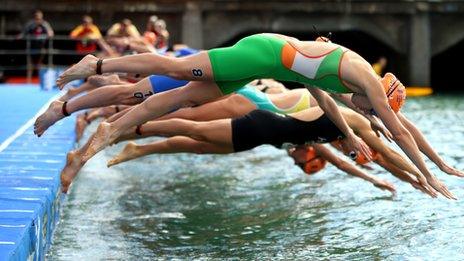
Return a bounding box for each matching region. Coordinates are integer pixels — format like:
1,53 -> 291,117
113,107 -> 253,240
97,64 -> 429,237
57,54 -> 98,89
82,122 -> 117,162
87,74 -> 122,87
107,142 -> 141,167
75,113 -> 88,141
61,150 -> 84,193
34,100 -> 66,137
411,180 -> 436,198
58,87 -> 78,101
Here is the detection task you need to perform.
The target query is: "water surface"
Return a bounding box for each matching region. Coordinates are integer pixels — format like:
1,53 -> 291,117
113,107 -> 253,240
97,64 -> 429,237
48,95 -> 464,260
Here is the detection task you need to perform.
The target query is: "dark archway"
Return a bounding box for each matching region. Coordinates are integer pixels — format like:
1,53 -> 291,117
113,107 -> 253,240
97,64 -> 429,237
432,39 -> 464,93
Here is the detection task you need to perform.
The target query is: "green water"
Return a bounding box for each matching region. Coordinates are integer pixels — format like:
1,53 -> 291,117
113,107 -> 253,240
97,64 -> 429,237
48,95 -> 464,260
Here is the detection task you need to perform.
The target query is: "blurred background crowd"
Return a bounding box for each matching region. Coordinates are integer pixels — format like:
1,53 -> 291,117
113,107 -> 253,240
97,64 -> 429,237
0,0 -> 463,92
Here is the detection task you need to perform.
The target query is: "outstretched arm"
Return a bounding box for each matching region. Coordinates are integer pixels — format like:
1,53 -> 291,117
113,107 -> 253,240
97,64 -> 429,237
397,112 -> 464,177
347,113 -> 437,197
307,86 -> 372,160
374,155 -> 435,197
359,69 -> 455,199
331,93 -> 392,141
312,144 -> 395,194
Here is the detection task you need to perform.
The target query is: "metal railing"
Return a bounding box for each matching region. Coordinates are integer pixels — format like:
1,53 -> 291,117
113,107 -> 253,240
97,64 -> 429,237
0,36 -> 93,83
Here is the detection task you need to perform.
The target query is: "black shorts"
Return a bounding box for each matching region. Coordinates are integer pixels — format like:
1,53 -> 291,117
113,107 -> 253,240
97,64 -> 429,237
231,110 -> 344,152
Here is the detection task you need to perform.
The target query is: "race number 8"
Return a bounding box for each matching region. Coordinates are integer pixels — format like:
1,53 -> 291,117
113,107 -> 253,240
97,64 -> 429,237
192,69 -> 203,77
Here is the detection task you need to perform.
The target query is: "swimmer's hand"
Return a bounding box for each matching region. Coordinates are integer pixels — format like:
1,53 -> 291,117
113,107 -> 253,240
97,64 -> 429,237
426,175 -> 457,200
345,133 -> 373,161
373,179 -> 396,195
369,117 -> 393,142
439,163 -> 464,178
409,179 -> 438,198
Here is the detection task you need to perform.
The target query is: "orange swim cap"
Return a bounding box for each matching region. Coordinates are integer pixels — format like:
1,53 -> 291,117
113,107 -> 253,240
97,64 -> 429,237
303,156 -> 327,175
289,145 -> 326,175
331,140 -> 378,165
354,149 -> 379,165
301,146 -> 317,162
289,145 -> 317,163
381,73 -> 406,112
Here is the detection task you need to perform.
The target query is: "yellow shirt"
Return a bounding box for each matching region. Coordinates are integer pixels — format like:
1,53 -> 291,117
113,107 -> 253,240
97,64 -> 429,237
372,63 -> 383,76
70,24 -> 102,39
107,23 -> 140,38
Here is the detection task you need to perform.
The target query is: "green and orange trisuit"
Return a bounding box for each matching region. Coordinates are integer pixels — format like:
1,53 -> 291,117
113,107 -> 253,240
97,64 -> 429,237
207,34 -> 351,95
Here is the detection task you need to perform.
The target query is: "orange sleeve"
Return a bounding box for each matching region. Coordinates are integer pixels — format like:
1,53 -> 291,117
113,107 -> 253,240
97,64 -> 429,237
70,25 -> 84,38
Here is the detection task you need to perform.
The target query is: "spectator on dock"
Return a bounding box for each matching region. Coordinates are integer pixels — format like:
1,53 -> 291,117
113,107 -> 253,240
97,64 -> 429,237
142,15 -> 159,47
108,16 -> 168,54
70,15 -> 115,56
153,19 -> 170,52
372,56 -> 387,76
70,15 -> 102,53
106,19 -> 141,54
107,19 -> 140,38
21,10 -> 54,39
21,10 -> 54,78
137,16 -> 170,53
70,15 -> 101,40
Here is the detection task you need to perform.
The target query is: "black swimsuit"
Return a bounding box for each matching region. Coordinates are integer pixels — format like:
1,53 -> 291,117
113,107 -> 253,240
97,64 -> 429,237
231,110 -> 345,152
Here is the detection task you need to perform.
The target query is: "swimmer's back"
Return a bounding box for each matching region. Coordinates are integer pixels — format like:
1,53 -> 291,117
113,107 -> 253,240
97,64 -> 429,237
262,33 -> 349,57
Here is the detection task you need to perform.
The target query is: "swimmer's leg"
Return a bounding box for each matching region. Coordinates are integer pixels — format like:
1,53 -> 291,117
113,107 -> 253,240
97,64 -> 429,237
61,132 -> 94,193
52,74 -> 187,127
75,106 -> 131,141
112,95 -> 249,143
34,78 -> 151,136
59,80 -> 94,102
61,107 -> 132,192
66,78 -> 151,111
157,94 -> 255,121
75,112 -> 89,141
115,109 -> 236,143
87,74 -> 124,88
58,35 -> 277,87
57,51 -> 214,88
86,105 -> 131,122
60,74 -> 124,102
108,136 -> 233,167
82,81 -> 223,161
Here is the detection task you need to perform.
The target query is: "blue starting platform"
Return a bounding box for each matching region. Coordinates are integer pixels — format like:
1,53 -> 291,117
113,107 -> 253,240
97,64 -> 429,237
0,85 -> 75,261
